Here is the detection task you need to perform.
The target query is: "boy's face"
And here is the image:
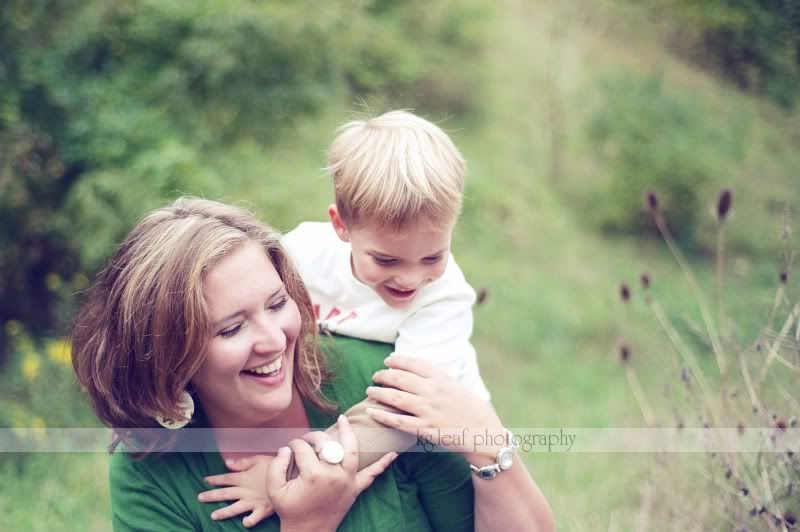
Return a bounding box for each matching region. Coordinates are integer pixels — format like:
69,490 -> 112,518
329,206 -> 453,309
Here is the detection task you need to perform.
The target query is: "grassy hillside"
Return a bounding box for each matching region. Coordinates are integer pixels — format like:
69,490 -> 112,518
1,0 -> 798,529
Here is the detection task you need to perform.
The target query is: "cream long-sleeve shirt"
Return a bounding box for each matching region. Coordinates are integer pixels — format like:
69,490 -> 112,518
282,221 -> 490,401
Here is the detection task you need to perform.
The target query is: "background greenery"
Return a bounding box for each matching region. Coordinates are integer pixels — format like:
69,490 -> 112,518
1,0 -> 798,529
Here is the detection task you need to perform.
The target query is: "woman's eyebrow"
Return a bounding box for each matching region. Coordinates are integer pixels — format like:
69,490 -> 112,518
212,287 -> 284,327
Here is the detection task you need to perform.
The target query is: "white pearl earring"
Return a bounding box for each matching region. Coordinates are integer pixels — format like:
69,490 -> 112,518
155,391 -> 195,429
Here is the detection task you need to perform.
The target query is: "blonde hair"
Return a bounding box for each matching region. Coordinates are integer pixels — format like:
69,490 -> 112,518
327,110 -> 466,229
71,198 -> 333,453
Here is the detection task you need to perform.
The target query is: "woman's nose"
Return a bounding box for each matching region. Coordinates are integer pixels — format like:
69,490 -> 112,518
252,318 -> 286,354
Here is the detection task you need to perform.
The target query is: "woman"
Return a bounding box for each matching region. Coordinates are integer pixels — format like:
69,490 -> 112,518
71,198 -> 554,531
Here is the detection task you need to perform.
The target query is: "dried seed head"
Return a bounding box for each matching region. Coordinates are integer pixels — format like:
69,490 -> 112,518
779,271 -> 788,284
737,422 -> 745,435
476,287 -> 489,306
619,283 -> 631,303
775,418 -> 788,431
784,511 -> 797,526
725,469 -> 732,480
716,188 -> 733,222
619,342 -> 631,364
790,417 -> 797,428
644,190 -> 659,212
640,272 -> 651,289
740,486 -> 749,496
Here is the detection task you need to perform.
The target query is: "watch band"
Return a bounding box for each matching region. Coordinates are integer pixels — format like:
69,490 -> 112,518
468,429 -> 518,480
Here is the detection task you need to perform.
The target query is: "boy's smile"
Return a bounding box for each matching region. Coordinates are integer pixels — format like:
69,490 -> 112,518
330,205 -> 453,309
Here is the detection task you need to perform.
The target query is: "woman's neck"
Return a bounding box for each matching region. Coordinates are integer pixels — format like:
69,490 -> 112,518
214,385 -> 311,462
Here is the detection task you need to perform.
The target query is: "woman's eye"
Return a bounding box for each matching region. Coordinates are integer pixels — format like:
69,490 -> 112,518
269,296 -> 288,311
219,324 -> 242,338
422,255 -> 442,265
373,257 -> 397,266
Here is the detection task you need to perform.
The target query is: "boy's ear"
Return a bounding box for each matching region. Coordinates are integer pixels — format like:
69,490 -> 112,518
328,204 -> 350,242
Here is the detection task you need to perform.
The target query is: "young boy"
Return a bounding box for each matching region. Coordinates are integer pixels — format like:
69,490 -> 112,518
280,111 -> 490,471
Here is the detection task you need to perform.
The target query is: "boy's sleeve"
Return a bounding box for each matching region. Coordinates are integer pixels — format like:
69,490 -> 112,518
395,258 -> 491,401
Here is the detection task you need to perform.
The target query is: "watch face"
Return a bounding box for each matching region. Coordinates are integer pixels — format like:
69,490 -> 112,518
498,448 -> 514,470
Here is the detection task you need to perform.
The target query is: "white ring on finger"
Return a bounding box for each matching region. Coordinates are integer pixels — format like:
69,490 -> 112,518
319,440 -> 345,465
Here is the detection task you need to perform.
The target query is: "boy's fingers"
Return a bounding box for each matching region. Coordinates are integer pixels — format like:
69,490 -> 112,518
198,487 -> 246,503
210,499 -> 252,521
225,456 -> 258,471
243,505 -> 274,528
204,472 -> 241,487
356,452 -> 398,492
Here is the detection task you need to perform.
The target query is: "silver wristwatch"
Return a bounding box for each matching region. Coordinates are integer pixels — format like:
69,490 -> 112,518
469,429 -> 518,480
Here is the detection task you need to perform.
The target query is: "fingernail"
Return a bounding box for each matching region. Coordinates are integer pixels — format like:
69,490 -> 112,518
211,512 -> 218,520
338,414 -> 346,423
225,458 -> 233,466
366,386 -> 376,394
278,446 -> 290,455
197,493 -> 205,501
366,407 -> 377,417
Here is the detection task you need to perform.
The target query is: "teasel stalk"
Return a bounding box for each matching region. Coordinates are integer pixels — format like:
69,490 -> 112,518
644,190 -> 728,391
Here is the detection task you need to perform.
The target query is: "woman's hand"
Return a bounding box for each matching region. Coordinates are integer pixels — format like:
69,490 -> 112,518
199,455 -> 274,528
365,354 -> 506,460
267,415 -> 398,532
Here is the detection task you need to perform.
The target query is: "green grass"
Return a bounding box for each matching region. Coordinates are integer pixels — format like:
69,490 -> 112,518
2,0 -> 799,529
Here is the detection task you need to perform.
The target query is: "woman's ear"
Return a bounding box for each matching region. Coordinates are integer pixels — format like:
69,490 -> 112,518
328,204 -> 350,242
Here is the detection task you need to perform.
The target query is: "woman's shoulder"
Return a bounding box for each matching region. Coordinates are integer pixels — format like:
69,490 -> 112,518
109,447 -> 216,530
320,334 -> 394,409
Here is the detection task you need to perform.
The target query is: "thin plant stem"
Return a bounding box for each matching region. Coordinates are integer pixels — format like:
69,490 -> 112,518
717,223 -> 726,336
625,365 -> 655,426
654,213 -> 727,378
757,303 -> 800,390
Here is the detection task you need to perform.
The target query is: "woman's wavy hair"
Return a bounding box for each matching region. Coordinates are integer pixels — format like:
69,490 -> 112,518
71,198 -> 333,453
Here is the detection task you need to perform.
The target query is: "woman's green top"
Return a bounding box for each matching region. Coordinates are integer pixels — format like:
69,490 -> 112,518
109,336 -> 475,531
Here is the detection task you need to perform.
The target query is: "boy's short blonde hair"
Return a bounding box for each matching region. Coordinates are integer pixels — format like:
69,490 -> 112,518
327,110 -> 466,229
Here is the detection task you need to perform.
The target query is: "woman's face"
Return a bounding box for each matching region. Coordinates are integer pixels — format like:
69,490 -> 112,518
192,241 -> 302,427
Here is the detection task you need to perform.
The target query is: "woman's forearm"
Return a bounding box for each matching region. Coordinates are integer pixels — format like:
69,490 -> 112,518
471,460 -> 555,532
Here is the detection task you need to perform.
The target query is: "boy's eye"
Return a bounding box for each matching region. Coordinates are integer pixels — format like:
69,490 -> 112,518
422,255 -> 442,265
218,324 -> 242,338
372,256 -> 398,266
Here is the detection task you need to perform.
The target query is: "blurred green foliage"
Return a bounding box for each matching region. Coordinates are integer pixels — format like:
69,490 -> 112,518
0,0 -> 487,364
647,0 -> 800,107
587,71 -> 745,243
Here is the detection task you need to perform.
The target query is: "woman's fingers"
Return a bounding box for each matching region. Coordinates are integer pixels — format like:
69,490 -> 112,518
301,430 -> 335,453
335,415 -> 359,472
198,486 -> 246,503
383,354 -> 443,379
266,446 -> 291,491
287,438 -> 321,476
365,407 -> 423,434
242,504 -> 274,528
365,385 -> 421,415
355,452 -> 398,492
371,367 -> 427,395
210,499 -> 252,521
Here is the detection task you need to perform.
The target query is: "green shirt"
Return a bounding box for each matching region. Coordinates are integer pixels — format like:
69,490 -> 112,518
109,336 -> 475,531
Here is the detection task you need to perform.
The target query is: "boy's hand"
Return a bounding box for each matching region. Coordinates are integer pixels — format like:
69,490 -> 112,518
199,455 -> 274,528
365,354 -> 505,458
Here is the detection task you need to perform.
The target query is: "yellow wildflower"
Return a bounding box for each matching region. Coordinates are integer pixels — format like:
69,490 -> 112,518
47,338 -> 72,367
21,352 -> 41,381
31,416 -> 47,443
